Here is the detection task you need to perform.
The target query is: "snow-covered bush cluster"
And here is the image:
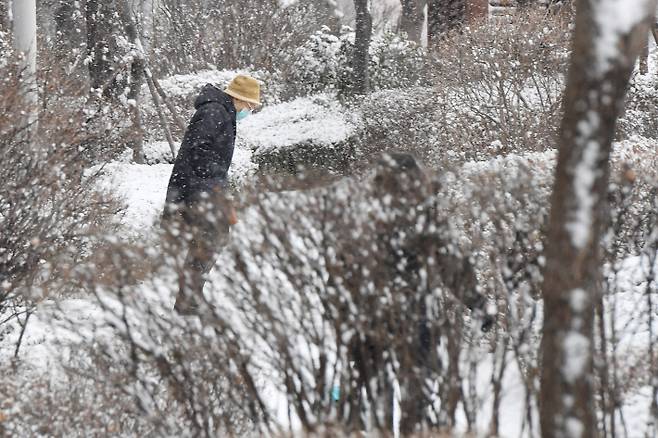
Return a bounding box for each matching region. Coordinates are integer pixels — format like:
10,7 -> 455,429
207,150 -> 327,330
0,352 -> 155,436
351,29 -> 429,92
148,0 -> 334,76
356,87 -> 443,167
283,26 -> 428,98
20,142 -> 651,436
42,153 -> 493,436
281,26 -> 347,97
0,72 -> 118,355
430,12 -> 570,154
620,67 -> 658,140
353,11 -> 570,170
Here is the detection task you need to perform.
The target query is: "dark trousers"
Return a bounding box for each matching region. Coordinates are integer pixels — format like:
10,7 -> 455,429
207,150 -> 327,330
162,198 -> 230,315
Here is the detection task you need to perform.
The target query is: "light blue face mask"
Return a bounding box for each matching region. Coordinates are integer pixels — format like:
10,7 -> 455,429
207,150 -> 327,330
236,109 -> 251,122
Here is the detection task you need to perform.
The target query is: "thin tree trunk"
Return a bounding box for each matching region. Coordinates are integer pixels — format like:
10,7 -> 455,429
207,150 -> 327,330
0,2 -> 8,32
86,0 -> 123,98
399,0 -> 426,44
117,0 -> 146,163
539,0 -> 654,436
127,58 -> 145,164
427,0 -> 465,49
152,75 -> 187,131
353,0 -> 372,95
11,0 -> 38,135
146,71 -> 177,159
640,37 -> 649,74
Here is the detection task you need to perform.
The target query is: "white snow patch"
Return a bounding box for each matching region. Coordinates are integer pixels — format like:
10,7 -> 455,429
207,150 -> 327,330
89,162 -> 171,237
565,417 -> 584,438
566,111 -> 600,248
570,288 -> 588,313
562,331 -> 590,383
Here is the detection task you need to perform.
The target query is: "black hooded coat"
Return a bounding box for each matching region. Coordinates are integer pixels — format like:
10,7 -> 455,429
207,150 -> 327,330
164,84 -> 237,209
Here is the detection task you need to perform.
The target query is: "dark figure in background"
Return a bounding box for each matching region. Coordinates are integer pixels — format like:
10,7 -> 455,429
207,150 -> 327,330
329,152 -> 494,433
370,153 -> 493,430
161,75 -> 261,315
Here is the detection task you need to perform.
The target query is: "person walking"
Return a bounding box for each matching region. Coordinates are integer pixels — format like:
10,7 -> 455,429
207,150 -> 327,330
161,75 -> 261,314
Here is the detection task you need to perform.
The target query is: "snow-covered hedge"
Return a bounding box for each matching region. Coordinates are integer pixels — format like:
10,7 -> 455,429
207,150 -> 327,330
428,14 -> 569,161
241,94 -> 358,174
356,11 -> 570,169
282,26 -> 429,98
356,87 -> 443,168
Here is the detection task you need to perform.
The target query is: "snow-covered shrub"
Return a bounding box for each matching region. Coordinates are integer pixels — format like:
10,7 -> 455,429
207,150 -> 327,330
282,26 -> 429,98
338,28 -> 429,95
0,325 -> 254,436
242,94 -> 359,174
202,154 -> 494,434
0,354 -> 155,437
281,26 -> 347,97
356,87 -> 443,168
0,68 -> 117,355
430,10 -> 570,157
619,65 -> 658,140
149,0 -> 331,76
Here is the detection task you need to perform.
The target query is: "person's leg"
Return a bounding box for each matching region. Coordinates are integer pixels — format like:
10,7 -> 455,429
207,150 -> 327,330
174,216 -> 230,314
174,236 -> 205,314
191,222 -> 230,308
173,204 -> 206,314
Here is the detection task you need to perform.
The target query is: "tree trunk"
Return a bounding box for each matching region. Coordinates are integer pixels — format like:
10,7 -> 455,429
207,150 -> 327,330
117,0 -> 146,163
466,0 -> 488,22
353,0 -> 372,95
399,0 -> 426,44
86,0 -> 122,98
54,1 -> 81,52
539,0 -> 654,436
11,0 -> 38,129
1,1 -> 9,32
427,0 -> 465,49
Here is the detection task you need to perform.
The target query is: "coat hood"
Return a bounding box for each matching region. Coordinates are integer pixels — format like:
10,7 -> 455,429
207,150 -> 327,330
194,84 -> 236,114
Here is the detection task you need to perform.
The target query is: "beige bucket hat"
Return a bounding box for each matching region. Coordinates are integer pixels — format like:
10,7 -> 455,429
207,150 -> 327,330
224,75 -> 261,106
